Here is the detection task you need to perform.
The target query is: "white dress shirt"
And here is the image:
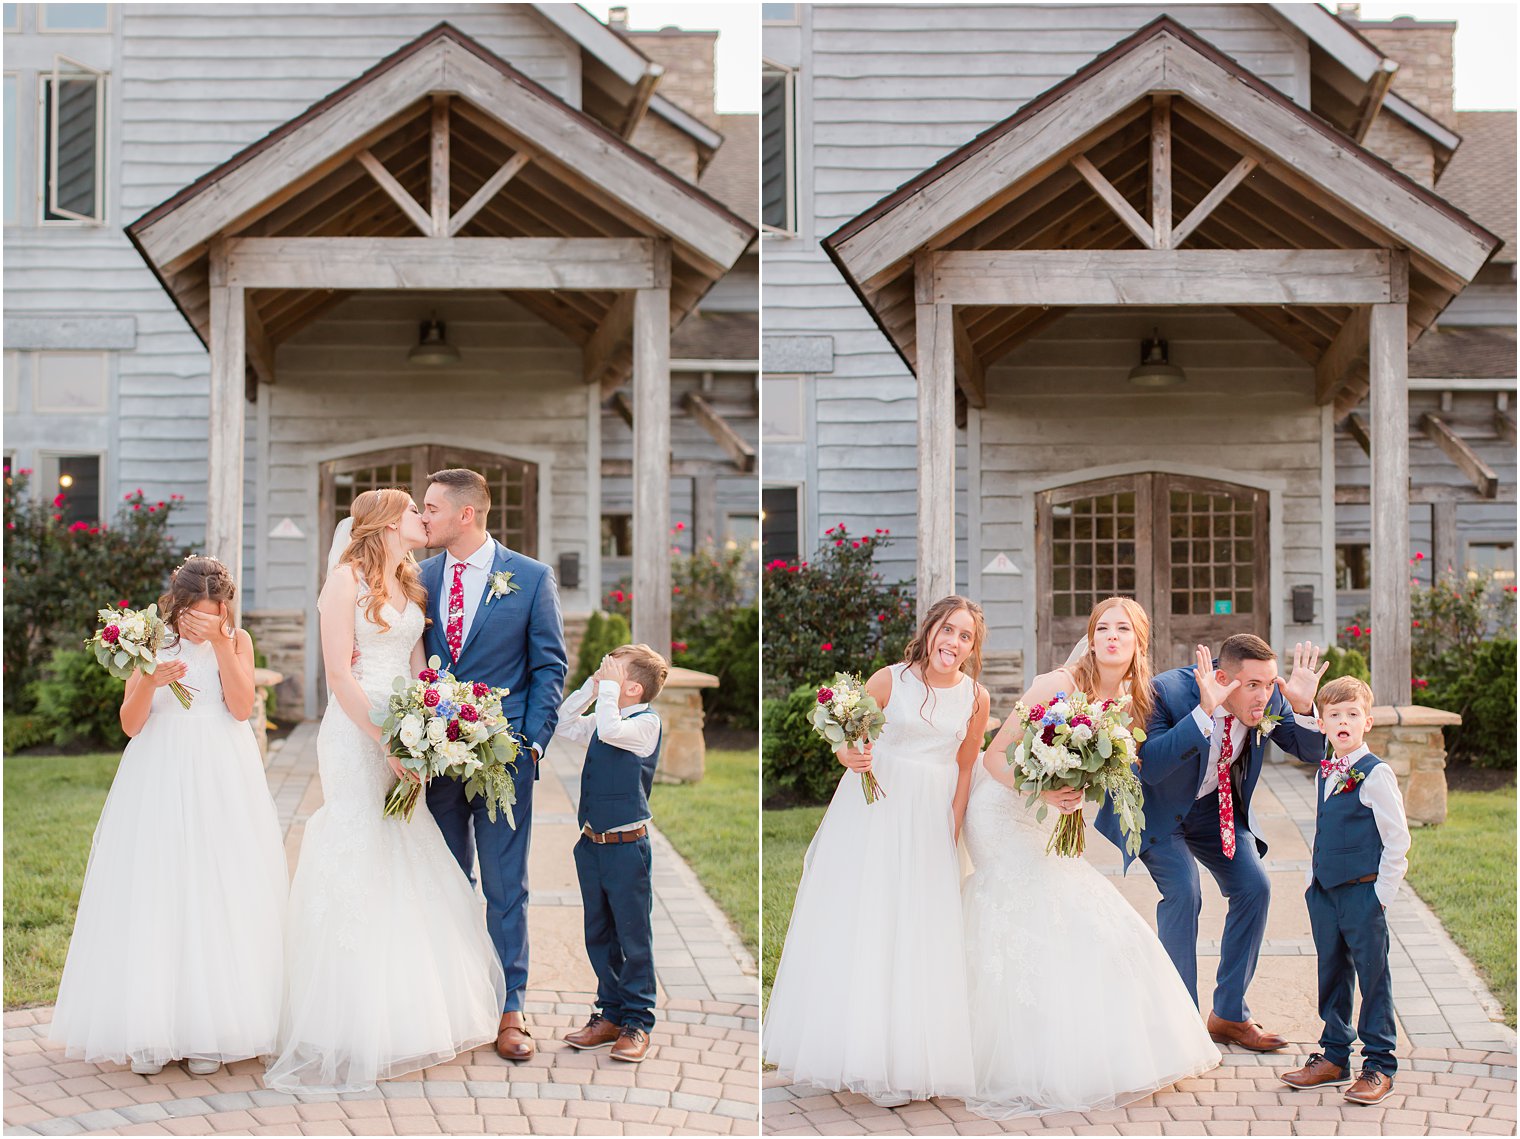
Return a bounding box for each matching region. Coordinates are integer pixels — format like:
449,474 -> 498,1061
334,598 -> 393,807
1312,743 -> 1412,908
441,534 -> 496,646
1189,704 -> 1322,798
555,676 -> 662,831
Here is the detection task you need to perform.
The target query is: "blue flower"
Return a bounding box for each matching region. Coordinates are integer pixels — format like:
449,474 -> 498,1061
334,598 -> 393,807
436,699 -> 459,720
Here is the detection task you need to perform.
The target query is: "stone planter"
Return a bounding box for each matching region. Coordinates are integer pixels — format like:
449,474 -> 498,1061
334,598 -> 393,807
251,666 -> 284,762
1366,703 -> 1462,826
652,666 -> 719,783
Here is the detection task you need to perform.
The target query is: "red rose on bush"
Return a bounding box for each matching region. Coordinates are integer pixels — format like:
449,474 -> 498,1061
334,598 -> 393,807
423,688 -> 441,708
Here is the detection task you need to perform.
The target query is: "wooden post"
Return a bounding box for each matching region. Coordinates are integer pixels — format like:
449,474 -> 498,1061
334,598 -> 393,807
1369,301 -> 1411,706
914,252 -> 956,618
430,94 -> 450,237
207,239 -> 247,623
692,475 -> 717,548
1150,95 -> 1171,249
631,243 -> 672,654
1431,501 -> 1458,580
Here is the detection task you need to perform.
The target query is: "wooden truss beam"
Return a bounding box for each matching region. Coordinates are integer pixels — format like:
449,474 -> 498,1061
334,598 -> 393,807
429,94 -> 450,237
1343,411 -> 1372,457
1171,156 -> 1257,247
448,151 -> 532,236
585,293 -> 635,390
1336,483 -> 1516,505
1495,409 -> 1517,444
356,149 -> 432,236
1315,307 -> 1371,405
1421,413 -> 1499,498
682,391 -> 756,473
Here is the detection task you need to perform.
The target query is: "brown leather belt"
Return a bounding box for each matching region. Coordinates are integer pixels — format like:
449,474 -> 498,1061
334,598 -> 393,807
581,823 -> 648,845
1344,873 -> 1378,885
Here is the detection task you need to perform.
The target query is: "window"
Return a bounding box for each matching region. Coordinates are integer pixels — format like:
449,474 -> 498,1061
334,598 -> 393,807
3,5 -> 17,31
762,3 -> 799,23
41,56 -> 106,223
40,453 -> 102,526
601,513 -> 633,557
1335,544 -> 1371,591
761,374 -> 805,441
1465,540 -> 1515,582
34,351 -> 108,412
726,512 -> 760,553
762,485 -> 802,563
4,74 -> 16,225
38,4 -> 109,31
3,351 -> 16,414
761,64 -> 796,234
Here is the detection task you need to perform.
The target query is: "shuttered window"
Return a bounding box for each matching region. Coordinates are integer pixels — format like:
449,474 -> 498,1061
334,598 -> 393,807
761,65 -> 795,233
42,56 -> 105,224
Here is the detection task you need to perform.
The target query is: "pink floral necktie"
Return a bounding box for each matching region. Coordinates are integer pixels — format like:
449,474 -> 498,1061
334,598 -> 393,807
446,562 -> 467,660
1217,714 -> 1237,860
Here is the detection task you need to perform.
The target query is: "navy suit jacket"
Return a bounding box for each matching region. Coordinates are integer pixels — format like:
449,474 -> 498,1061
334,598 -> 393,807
1096,663 -> 1326,869
419,541 -> 568,763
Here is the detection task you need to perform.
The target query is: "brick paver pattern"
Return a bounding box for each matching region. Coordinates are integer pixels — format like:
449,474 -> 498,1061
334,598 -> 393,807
4,724 -> 761,1136
763,759 -> 1515,1136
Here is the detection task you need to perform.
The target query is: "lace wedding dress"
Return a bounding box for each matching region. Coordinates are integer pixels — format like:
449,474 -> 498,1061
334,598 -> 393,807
51,635 -> 287,1067
264,598 -> 505,1093
961,764 -> 1220,1118
763,663 -> 976,1102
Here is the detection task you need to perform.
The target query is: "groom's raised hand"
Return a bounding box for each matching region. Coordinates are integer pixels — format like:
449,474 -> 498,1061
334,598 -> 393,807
1194,644 -> 1240,716
1275,641 -> 1329,715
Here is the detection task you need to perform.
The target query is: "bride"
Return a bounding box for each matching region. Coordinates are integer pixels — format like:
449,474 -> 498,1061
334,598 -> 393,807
264,489 -> 505,1093
960,596 -> 1219,1118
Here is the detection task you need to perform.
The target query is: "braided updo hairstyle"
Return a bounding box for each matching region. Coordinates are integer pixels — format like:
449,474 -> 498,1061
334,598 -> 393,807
157,555 -> 237,645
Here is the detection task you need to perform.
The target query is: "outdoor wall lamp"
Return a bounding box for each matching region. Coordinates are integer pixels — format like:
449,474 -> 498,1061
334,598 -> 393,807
1128,328 -> 1187,388
408,314 -> 462,366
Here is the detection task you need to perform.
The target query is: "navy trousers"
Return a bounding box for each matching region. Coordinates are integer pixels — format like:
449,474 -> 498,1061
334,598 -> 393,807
1140,791 -> 1272,1023
574,834 -> 656,1032
1307,879 -> 1396,1076
429,760 -> 536,1013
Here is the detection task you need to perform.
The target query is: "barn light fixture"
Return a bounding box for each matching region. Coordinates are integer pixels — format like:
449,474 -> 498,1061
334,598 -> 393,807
408,314 -> 461,366
1128,328 -> 1186,388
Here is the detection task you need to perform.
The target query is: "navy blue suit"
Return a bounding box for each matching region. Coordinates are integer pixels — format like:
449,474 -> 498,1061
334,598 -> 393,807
574,711 -> 663,1032
421,541 -> 568,1013
1096,664 -> 1325,1021
1307,752 -> 1397,1076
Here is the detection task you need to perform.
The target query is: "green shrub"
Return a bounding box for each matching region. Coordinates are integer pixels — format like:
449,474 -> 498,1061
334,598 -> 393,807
1321,645 -> 1371,686
1416,637 -> 1517,770
572,610 -> 633,690
762,525 -> 916,699
677,604 -> 759,730
2,713 -> 53,754
26,646 -> 128,751
762,683 -> 842,805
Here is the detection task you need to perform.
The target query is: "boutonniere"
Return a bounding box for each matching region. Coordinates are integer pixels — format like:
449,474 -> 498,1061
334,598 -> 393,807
485,569 -> 520,604
1255,710 -> 1283,746
1337,767 -> 1367,795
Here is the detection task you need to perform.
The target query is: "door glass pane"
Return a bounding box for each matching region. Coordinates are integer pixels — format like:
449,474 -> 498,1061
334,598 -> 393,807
1167,487 -> 1257,618
1049,490 -> 1138,619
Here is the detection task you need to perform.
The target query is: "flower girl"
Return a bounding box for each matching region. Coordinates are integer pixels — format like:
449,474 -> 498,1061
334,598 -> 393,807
51,557 -> 287,1077
764,595 -> 990,1107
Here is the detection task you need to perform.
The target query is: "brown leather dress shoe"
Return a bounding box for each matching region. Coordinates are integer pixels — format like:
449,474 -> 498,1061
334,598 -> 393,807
495,1012 -> 535,1062
1344,1068 -> 1394,1105
609,1026 -> 651,1063
564,1013 -> 621,1051
1280,1053 -> 1352,1089
1206,1011 -> 1288,1052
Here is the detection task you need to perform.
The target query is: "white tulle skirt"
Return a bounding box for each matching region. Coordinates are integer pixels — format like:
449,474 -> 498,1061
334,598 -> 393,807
763,751 -> 975,1101
961,773 -> 1221,1119
49,709 -> 288,1066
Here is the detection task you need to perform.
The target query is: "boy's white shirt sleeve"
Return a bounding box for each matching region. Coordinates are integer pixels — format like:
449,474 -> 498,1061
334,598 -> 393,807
552,676 -> 599,743
594,682 -> 661,758
1359,763 -> 1411,907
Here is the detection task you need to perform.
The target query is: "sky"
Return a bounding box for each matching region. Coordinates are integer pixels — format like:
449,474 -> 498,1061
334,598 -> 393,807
584,4 -> 760,115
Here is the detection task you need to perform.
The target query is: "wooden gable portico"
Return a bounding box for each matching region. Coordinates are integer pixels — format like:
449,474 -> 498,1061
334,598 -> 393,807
125,23 -> 755,656
822,17 -> 1498,708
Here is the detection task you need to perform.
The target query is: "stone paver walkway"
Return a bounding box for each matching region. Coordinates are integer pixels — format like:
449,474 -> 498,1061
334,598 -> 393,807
764,758 -> 1515,1135
5,724 -> 759,1137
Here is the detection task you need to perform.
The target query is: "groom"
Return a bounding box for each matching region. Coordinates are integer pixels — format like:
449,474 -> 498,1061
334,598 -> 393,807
420,468 -> 568,1062
1097,634 -> 1327,1051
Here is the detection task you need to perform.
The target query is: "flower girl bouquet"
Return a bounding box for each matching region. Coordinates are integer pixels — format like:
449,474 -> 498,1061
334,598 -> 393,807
372,656 -> 520,825
86,604 -> 197,708
1005,690 -> 1147,858
809,671 -> 888,805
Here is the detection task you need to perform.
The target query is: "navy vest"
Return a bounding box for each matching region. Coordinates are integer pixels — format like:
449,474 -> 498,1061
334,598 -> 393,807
1312,752 -> 1386,888
578,709 -> 662,832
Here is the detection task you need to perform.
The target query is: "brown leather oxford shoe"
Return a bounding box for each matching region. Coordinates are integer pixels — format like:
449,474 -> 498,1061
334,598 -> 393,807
609,1026 -> 650,1063
564,1013 -> 621,1051
495,1011 -> 535,1062
1280,1053 -> 1352,1089
1206,1011 -> 1288,1052
1344,1068 -> 1395,1105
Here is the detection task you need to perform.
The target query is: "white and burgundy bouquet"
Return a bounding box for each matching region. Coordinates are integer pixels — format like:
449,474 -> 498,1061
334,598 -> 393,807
1005,689 -> 1147,858
86,604 -> 197,708
809,671 -> 888,805
372,656 -> 520,826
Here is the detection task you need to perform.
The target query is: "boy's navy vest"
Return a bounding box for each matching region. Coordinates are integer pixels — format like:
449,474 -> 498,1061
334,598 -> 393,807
578,709 -> 663,832
1312,752 -> 1385,889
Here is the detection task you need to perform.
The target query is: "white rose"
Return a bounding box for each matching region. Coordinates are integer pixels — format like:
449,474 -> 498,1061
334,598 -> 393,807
1070,723 -> 1094,744
1110,724 -> 1131,741
466,720 -> 489,744
425,717 -> 447,744
398,714 -> 424,750
1049,701 -> 1071,720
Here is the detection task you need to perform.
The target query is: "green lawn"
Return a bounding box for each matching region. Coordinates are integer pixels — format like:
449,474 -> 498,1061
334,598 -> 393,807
4,753 -> 120,1008
760,805 -> 825,1012
650,747 -> 759,958
1407,788 -> 1517,1027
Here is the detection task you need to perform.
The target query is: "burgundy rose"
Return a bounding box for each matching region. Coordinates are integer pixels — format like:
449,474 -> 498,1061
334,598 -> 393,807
1071,714 -> 1093,729
473,681 -> 491,699
446,720 -> 461,741
418,667 -> 439,683
1041,724 -> 1058,746
422,688 -> 441,708
102,625 -> 120,645
459,704 -> 479,722
817,687 -> 834,704
1027,704 -> 1046,724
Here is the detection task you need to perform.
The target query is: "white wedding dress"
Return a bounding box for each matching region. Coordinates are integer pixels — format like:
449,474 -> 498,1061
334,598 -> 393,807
961,765 -> 1220,1118
264,597 -> 505,1093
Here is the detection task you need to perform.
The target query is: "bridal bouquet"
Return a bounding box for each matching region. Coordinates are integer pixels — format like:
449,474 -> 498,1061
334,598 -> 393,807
372,656 -> 520,826
86,604 -> 197,708
809,672 -> 888,804
1005,690 -> 1147,858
